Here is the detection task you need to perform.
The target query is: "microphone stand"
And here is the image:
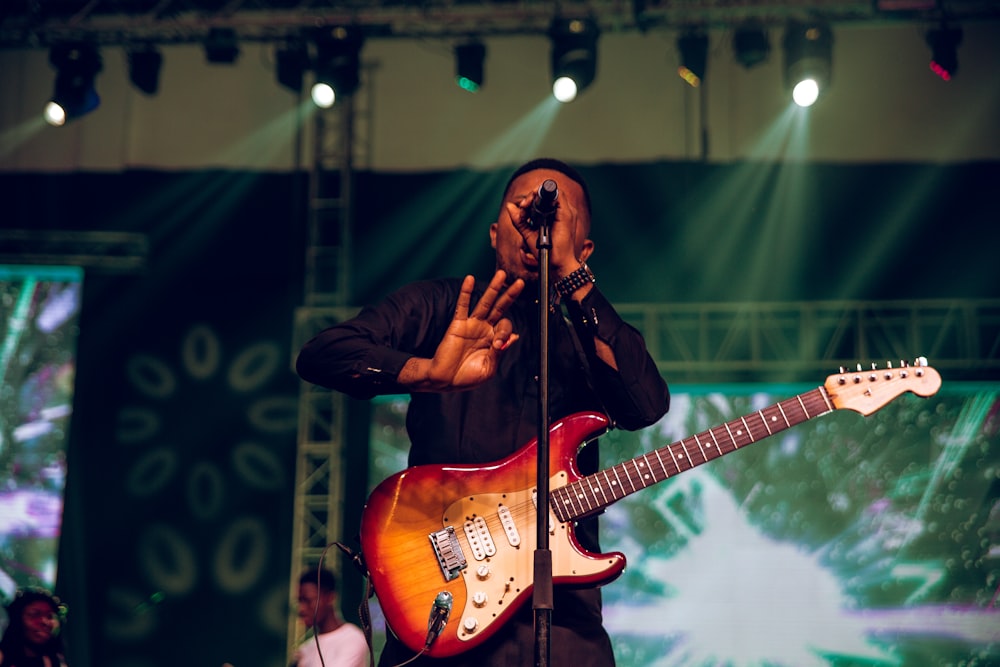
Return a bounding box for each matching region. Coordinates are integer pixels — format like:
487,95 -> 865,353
533,213 -> 553,667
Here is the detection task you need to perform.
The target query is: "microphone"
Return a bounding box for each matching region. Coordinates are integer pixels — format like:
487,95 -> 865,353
424,591 -> 453,649
528,179 -> 558,229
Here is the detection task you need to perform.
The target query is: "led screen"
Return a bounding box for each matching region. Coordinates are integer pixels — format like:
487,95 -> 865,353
0,265 -> 82,606
367,380 -> 999,666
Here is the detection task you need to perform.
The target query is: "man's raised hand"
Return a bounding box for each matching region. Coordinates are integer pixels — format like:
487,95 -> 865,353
398,271 -> 524,392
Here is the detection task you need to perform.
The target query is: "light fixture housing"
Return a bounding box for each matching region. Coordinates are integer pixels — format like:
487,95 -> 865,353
204,28 -> 240,64
677,29 -> 708,87
45,42 -> 102,126
128,46 -> 163,95
455,41 -> 486,93
733,19 -> 771,69
311,25 -> 364,108
926,25 -> 962,81
783,19 -> 833,107
276,36 -> 309,93
549,17 -> 600,103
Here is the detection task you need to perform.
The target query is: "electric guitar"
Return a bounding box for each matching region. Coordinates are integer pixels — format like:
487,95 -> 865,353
359,359 -> 942,658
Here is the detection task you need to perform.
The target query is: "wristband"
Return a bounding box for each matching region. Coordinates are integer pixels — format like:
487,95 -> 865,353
552,263 -> 596,299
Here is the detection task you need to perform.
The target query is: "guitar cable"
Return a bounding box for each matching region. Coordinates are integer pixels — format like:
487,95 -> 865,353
330,542 -> 447,667
319,541 -> 377,667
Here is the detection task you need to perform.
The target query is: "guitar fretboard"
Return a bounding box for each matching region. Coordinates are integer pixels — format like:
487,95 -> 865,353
550,386 -> 835,523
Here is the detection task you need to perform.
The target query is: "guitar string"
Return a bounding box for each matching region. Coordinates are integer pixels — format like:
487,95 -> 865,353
445,390 -> 832,559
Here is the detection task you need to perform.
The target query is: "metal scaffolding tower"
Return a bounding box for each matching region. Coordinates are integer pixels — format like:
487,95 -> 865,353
287,77 -> 373,660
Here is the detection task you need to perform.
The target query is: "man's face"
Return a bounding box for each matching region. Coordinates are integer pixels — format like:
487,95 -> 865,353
491,168 -> 591,285
297,583 -> 332,629
22,600 -> 59,647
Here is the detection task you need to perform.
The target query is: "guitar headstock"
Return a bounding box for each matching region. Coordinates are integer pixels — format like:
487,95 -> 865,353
825,357 -> 942,416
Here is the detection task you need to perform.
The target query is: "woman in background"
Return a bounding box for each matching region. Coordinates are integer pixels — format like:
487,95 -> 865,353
0,589 -> 67,667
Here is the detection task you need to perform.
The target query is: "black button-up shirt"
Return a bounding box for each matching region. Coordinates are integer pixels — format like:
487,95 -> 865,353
296,276 -> 669,666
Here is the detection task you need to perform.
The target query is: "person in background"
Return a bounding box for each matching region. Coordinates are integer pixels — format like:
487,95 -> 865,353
0,588 -> 68,667
292,567 -> 368,667
296,158 -> 670,665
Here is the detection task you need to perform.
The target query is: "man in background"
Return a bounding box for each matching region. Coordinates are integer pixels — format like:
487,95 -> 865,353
293,567 -> 368,667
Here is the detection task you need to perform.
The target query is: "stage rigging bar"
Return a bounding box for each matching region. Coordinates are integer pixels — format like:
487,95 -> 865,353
294,299 -> 1000,383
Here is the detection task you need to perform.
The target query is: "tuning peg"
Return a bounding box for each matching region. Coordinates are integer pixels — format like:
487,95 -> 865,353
916,356 -> 928,367
856,363 -> 863,372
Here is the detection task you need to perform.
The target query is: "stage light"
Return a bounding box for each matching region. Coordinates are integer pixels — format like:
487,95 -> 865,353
549,17 -> 599,103
733,19 -> 770,69
455,41 -> 486,93
311,26 -> 364,108
926,25 -> 962,81
128,46 -> 162,95
204,28 -> 239,64
44,42 -> 102,127
276,37 -> 309,93
677,29 -> 708,87
783,19 -> 833,107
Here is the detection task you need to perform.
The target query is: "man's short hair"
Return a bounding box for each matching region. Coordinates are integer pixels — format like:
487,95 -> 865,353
299,567 -> 337,594
503,158 -> 592,217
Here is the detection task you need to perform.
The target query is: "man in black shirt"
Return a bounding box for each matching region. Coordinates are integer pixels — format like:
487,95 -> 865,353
296,158 -> 670,666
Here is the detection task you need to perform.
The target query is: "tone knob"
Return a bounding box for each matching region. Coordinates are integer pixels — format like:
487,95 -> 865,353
463,616 -> 478,633
472,591 -> 488,607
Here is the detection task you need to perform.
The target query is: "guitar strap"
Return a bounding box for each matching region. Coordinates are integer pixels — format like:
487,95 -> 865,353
332,540 -> 377,667
357,577 -> 376,667
558,303 -> 615,429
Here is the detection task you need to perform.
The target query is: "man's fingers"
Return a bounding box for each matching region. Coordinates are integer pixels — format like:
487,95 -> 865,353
454,275 -> 476,319
494,322 -> 518,351
492,278 -> 524,320
469,271 -> 508,320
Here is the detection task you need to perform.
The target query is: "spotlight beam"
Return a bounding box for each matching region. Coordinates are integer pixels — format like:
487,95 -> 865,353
311,25 -> 364,108
782,19 -> 833,107
455,40 -> 486,92
549,16 -> 600,103
45,42 -> 103,126
926,25 -> 962,81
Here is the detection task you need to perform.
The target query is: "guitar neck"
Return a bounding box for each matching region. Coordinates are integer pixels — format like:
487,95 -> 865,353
550,386 -> 836,523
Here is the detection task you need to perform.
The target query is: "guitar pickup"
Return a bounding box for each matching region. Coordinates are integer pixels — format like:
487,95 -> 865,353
429,526 -> 468,582
497,504 -> 521,547
463,516 -> 497,561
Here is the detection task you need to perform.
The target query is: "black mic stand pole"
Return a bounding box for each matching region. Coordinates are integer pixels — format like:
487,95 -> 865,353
533,214 -> 553,667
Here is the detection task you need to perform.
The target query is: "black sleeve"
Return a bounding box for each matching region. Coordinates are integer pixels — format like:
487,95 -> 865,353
563,287 -> 670,430
295,279 -> 460,399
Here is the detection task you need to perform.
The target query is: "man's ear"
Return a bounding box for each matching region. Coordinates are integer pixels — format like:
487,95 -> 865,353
579,239 -> 594,263
489,222 -> 498,249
